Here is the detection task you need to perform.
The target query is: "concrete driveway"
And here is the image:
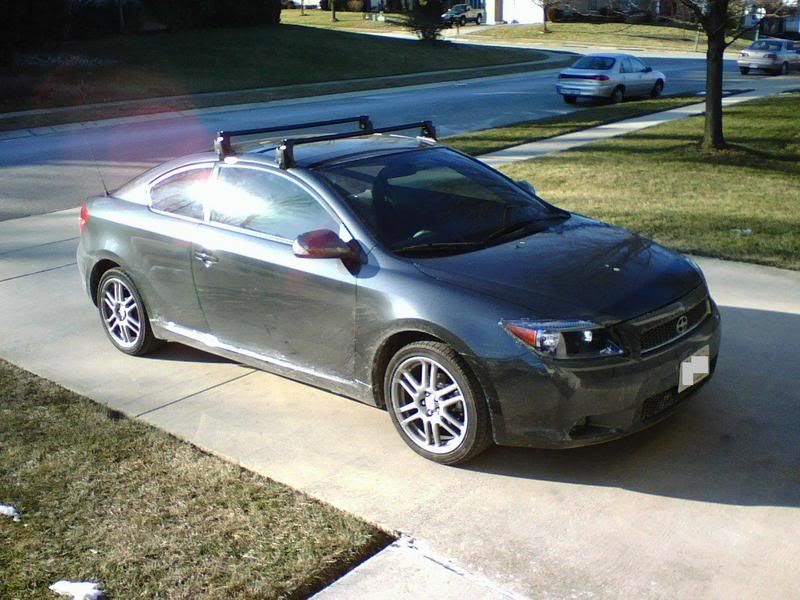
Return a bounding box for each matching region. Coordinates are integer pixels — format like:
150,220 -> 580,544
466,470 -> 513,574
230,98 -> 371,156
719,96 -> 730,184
1,207 -> 798,598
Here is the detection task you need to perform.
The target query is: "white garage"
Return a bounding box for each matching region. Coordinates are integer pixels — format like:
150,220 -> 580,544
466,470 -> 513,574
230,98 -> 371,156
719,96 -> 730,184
485,0 -> 544,24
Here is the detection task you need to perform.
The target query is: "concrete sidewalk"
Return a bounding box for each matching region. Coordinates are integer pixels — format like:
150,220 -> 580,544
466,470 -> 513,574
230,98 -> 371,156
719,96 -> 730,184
2,97 -> 800,598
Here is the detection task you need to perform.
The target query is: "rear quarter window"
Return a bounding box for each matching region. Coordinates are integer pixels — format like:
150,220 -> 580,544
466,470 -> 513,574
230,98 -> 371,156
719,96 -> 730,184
149,167 -> 212,220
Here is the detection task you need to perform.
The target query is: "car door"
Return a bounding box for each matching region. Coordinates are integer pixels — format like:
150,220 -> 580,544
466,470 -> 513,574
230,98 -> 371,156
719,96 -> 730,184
133,164 -> 213,333
630,57 -> 654,94
191,163 -> 357,382
619,57 -> 642,95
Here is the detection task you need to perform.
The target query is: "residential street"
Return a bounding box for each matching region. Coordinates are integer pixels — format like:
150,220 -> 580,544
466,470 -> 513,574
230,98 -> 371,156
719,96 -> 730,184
0,53 -> 769,221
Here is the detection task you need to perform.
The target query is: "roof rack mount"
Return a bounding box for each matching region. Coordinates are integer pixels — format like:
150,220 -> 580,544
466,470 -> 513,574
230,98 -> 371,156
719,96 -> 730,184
276,121 -> 437,169
214,115 -> 373,159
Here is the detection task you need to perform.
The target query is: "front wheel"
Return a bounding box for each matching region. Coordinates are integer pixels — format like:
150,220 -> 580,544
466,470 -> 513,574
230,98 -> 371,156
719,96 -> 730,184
459,16 -> 466,26
563,94 -> 577,104
97,268 -> 163,356
385,341 -> 492,465
650,79 -> 664,98
739,66 -> 750,75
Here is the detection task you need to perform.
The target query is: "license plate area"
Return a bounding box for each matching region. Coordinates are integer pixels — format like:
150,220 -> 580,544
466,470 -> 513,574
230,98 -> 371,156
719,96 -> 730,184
678,345 -> 710,393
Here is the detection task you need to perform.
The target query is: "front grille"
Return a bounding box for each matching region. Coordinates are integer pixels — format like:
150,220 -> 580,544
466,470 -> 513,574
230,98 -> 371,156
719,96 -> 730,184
640,299 -> 709,353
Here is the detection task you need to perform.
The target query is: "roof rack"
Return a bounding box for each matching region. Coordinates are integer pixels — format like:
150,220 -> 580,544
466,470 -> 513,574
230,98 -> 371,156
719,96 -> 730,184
214,116 -> 373,159
275,121 -> 437,169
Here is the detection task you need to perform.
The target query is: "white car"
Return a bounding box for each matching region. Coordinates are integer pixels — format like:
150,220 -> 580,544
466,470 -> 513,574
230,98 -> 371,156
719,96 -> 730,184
738,38 -> 800,75
556,53 -> 666,104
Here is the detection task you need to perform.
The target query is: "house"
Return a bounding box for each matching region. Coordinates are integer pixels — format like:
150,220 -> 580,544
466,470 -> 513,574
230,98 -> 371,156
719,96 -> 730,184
486,0 -> 544,24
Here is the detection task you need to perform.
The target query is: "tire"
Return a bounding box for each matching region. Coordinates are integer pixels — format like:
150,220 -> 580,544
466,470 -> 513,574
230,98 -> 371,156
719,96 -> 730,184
97,268 -> 163,356
475,14 -> 482,25
563,94 -> 577,104
650,79 -> 664,98
459,16 -> 466,26
385,341 -> 492,465
779,62 -> 789,76
610,86 -> 624,104
739,66 -> 749,75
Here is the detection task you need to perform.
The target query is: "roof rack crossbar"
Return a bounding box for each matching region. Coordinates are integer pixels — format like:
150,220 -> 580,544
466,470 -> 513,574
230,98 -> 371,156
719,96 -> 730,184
214,115 -> 373,158
276,121 -> 437,169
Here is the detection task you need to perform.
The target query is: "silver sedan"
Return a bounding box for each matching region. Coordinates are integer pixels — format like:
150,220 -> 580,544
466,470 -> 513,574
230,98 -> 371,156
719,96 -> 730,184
738,38 -> 800,75
556,53 -> 666,104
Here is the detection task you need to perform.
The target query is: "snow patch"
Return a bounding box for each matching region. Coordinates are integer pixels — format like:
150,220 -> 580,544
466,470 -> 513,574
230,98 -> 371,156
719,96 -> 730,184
49,580 -> 106,600
0,503 -> 21,522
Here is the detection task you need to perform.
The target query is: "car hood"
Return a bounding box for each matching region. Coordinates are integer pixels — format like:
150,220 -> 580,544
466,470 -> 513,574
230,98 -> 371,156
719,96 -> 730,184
413,215 -> 703,324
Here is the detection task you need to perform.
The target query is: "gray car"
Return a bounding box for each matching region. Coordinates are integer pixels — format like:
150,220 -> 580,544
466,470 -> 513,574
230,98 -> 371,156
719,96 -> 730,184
556,53 -> 666,104
738,38 -> 800,75
77,117 -> 720,464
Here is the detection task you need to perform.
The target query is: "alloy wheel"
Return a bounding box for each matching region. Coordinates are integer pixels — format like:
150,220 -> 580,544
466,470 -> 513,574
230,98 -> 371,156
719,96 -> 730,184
390,356 -> 468,454
100,277 -> 142,349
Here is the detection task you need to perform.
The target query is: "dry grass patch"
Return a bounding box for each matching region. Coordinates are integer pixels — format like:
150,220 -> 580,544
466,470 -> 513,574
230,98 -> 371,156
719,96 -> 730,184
0,360 -> 391,599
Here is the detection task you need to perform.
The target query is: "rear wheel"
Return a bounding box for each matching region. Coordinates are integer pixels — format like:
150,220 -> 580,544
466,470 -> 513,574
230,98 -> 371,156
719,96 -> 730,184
739,66 -> 750,75
779,62 -> 789,75
459,16 -> 466,26
475,13 -> 482,25
385,341 -> 492,465
610,86 -> 624,104
563,94 -> 577,104
650,79 -> 664,98
97,268 -> 162,356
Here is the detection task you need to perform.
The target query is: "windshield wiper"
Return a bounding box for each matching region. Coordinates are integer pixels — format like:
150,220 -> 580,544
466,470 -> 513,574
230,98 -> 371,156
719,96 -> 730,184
482,213 -> 569,244
393,241 -> 486,256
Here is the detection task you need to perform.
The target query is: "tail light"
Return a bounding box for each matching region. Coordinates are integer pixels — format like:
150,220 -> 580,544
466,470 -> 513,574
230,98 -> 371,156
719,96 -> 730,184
766,53 -> 777,60
79,202 -> 89,232
591,75 -> 610,81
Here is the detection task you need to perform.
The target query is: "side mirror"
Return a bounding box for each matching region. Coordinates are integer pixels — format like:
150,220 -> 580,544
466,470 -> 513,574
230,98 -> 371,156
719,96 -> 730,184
644,66 -> 652,73
293,229 -> 354,260
516,180 -> 537,196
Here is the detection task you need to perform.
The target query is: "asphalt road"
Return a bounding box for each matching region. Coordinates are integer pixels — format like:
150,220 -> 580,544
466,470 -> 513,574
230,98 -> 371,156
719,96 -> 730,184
0,55 -> 768,221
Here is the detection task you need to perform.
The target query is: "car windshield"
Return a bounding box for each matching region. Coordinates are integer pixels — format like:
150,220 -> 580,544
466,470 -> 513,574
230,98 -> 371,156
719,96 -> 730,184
316,148 -> 567,256
749,41 -> 782,51
571,56 -> 616,70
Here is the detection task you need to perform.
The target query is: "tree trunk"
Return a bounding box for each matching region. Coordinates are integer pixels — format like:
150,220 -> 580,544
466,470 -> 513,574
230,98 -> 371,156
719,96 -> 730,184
701,5 -> 728,150
543,3 -> 549,34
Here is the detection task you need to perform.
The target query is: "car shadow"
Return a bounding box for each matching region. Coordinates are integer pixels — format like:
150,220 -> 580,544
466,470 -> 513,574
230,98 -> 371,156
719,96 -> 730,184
152,342 -> 234,364
463,305 -> 800,508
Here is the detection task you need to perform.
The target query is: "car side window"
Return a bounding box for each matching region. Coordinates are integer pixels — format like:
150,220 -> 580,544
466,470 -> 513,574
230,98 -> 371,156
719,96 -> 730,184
211,166 -> 338,241
631,57 -> 648,72
149,166 -> 212,220
620,58 -> 634,73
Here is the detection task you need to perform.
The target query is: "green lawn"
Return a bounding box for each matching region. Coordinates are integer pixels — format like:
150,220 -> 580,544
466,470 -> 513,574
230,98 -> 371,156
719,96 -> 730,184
281,9 -> 406,30
0,360 -> 391,598
0,24 -> 545,113
446,95 -> 701,156
471,22 -> 752,51
495,94 -> 800,270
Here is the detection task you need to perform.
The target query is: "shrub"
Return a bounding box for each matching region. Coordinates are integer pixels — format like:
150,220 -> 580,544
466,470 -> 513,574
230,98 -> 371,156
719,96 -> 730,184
404,0 -> 447,42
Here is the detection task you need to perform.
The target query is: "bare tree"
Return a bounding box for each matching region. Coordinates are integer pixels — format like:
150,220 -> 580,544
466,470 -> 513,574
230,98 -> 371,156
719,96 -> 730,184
676,0 -> 793,150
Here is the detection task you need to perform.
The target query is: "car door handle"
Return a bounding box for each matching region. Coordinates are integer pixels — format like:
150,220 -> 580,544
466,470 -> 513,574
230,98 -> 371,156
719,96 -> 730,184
194,249 -> 219,266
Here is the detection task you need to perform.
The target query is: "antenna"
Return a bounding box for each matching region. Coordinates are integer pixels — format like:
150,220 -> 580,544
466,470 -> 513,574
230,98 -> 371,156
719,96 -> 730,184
80,133 -> 111,197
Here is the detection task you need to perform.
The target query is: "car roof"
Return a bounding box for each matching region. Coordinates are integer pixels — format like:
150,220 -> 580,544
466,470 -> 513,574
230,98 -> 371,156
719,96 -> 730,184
582,52 -> 633,59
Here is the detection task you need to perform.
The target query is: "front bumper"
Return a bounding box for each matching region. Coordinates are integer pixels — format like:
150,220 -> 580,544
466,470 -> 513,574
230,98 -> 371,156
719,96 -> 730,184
477,301 -> 722,448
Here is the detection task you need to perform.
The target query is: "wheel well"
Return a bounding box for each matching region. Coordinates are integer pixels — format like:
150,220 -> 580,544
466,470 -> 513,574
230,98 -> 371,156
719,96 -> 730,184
89,259 -> 120,305
371,331 -> 442,408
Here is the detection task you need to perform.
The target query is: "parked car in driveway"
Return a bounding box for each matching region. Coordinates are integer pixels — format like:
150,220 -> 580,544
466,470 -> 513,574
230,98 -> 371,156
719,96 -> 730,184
442,2 -> 485,25
77,116 -> 720,464
737,38 -> 800,75
556,53 -> 666,104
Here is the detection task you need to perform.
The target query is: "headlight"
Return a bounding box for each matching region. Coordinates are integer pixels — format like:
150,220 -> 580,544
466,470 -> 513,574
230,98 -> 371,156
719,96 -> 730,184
501,319 -> 624,359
